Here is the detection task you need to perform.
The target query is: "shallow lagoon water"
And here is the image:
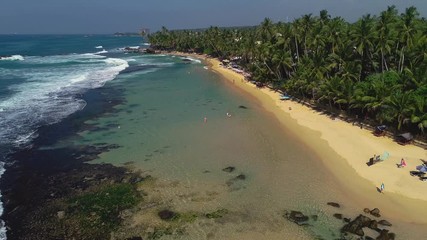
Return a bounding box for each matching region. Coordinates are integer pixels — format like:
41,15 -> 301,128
58,54 -> 413,239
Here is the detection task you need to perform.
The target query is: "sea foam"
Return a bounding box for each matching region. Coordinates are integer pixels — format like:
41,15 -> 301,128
181,57 -> 201,63
0,55 -> 24,61
95,50 -> 108,54
0,53 -> 128,147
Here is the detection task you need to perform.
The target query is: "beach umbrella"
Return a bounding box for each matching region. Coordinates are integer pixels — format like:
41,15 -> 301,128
380,151 -> 390,161
416,165 -> 427,173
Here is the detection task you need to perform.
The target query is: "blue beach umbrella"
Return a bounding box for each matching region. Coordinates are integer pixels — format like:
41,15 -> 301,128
380,151 -> 390,161
416,165 -> 427,173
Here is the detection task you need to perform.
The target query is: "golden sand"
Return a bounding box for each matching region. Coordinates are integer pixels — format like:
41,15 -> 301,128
166,52 -> 427,225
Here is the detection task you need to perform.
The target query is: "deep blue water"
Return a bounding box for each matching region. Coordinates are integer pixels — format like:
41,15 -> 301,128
0,34 -> 144,239
0,34 -> 142,56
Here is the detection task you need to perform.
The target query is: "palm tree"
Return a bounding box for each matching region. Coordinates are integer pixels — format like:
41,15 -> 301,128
299,14 -> 316,56
382,90 -> 415,130
204,27 -> 223,57
411,93 -> 427,132
351,14 -> 376,81
291,19 -> 302,61
376,6 -> 398,72
397,6 -> 420,73
148,7 -> 427,136
325,17 -> 346,55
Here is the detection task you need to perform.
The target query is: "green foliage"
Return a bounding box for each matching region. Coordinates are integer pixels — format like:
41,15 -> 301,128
179,212 -> 198,223
149,6 -> 427,137
205,208 -> 229,219
68,183 -> 139,235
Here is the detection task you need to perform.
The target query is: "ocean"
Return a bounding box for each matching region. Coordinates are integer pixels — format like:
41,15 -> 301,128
0,35 -> 142,239
1,35 -> 421,239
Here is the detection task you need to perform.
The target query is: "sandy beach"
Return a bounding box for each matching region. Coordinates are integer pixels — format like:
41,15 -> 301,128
169,52 -> 427,225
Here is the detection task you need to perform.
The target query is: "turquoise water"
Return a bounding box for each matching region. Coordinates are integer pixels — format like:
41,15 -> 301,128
2,36 -> 417,239
57,54 -> 355,239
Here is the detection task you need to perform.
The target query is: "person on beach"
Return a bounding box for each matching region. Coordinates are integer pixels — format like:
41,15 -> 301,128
380,183 -> 385,193
204,117 -> 207,123
399,158 -> 407,168
226,112 -> 231,117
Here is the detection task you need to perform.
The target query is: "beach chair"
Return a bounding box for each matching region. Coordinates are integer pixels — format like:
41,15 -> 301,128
367,158 -> 375,166
374,125 -> 387,136
410,171 -> 426,177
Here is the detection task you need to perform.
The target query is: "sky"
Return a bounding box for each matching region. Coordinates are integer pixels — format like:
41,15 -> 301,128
0,0 -> 426,34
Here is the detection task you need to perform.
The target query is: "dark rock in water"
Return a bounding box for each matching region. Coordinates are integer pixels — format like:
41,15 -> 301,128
126,237 -> 143,240
378,220 -> 392,227
284,210 -> 309,225
342,214 -> 372,236
158,210 -> 177,221
370,208 -> 381,218
145,48 -> 156,54
376,229 -> 395,240
222,166 -> 236,173
333,213 -> 343,220
238,105 -> 248,109
364,208 -> 371,213
327,202 -> 341,208
365,236 -> 375,240
226,174 -> 246,187
343,217 -> 351,223
235,174 -> 246,180
368,220 -> 378,229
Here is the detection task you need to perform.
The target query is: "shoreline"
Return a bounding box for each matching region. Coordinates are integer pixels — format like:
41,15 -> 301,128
166,52 -> 427,224
0,86 -> 142,239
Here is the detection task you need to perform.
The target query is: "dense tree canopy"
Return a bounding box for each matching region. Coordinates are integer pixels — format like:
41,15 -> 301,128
149,6 -> 427,138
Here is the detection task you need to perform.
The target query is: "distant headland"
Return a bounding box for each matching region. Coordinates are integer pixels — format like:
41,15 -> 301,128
113,32 -> 141,37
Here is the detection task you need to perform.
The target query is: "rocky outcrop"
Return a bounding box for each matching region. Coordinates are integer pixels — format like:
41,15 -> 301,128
284,210 -> 310,225
378,220 -> 392,227
376,229 -> 396,240
342,214 -> 372,236
327,202 -> 341,208
281,203 -> 396,239
158,209 -> 178,221
145,48 -> 156,54
341,213 -> 395,239
370,208 -> 381,218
